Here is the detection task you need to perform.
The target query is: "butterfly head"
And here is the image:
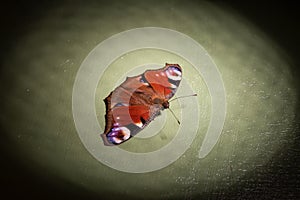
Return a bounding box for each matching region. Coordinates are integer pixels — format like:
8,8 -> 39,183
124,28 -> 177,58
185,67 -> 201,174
106,126 -> 131,145
162,101 -> 169,109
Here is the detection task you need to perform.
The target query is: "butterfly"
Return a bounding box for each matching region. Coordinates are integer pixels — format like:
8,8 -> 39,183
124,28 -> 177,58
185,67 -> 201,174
101,63 -> 182,145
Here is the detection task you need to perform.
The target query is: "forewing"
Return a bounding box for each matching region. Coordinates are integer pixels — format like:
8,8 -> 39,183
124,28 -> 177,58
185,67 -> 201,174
144,64 -> 182,100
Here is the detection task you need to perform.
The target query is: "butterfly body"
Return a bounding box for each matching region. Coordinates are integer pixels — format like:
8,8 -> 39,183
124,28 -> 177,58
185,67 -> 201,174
101,63 -> 182,145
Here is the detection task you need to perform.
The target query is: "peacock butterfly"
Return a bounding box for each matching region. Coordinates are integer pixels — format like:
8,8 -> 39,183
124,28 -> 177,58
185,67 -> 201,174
101,63 -> 182,145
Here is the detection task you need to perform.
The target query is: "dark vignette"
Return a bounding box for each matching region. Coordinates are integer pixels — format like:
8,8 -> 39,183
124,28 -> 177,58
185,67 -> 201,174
0,0 -> 299,199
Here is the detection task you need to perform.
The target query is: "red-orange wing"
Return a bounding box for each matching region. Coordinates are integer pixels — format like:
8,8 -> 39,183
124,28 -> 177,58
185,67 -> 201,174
102,75 -> 160,145
144,63 -> 182,100
101,64 -> 182,145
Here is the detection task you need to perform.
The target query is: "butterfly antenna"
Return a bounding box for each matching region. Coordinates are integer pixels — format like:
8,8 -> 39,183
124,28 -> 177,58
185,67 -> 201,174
168,107 -> 181,125
169,94 -> 197,102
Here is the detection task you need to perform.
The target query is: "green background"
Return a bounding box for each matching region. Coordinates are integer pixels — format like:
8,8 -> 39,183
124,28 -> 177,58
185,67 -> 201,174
1,0 -> 299,199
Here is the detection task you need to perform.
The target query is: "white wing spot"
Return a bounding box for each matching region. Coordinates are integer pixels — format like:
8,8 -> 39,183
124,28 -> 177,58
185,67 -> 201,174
120,127 -> 131,140
172,68 -> 182,76
112,137 -> 122,144
170,83 -> 177,88
135,121 -> 143,128
109,126 -> 131,144
166,70 -> 182,81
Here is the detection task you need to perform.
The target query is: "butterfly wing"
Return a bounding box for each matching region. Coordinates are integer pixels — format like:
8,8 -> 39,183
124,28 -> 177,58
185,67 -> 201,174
102,75 -> 162,145
144,63 -> 182,100
101,63 -> 182,145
